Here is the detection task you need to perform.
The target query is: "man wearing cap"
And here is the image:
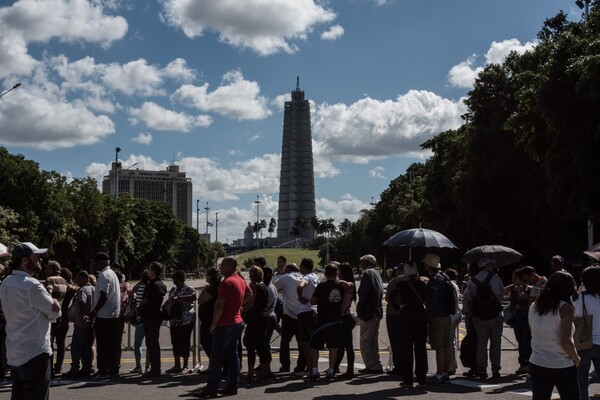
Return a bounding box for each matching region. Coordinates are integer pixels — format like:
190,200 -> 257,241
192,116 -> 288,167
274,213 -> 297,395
463,257 -> 505,379
89,252 -> 121,379
423,253 -> 452,383
356,254 -> 384,374
0,242 -> 61,399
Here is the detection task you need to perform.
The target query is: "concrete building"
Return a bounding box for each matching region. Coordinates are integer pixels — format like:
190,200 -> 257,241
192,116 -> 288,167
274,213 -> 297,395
102,164 -> 193,227
276,78 -> 316,243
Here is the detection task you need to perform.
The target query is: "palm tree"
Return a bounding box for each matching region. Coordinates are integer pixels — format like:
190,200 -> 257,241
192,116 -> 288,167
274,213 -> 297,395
268,217 -> 277,237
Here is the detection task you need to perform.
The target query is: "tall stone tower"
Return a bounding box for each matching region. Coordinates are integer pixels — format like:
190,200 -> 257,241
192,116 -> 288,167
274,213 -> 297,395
276,78 -> 316,243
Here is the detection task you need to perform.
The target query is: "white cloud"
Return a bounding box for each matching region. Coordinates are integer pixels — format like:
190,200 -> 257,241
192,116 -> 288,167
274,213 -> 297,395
272,93 -> 291,111
448,55 -> 483,88
163,58 -> 197,82
128,102 -> 212,132
171,70 -> 271,120
160,0 -> 336,55
312,90 -> 466,161
369,166 -> 387,180
132,132 -> 153,145
316,194 -> 369,223
0,83 -> 114,150
321,25 -> 344,41
247,134 -> 261,142
0,0 -> 127,78
102,59 -> 166,96
448,39 -> 538,88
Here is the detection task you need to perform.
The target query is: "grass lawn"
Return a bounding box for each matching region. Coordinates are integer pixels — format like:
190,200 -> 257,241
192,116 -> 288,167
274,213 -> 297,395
233,248 -> 320,269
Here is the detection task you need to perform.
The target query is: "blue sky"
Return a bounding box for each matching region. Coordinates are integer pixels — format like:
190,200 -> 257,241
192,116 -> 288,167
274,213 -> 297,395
0,0 -> 581,243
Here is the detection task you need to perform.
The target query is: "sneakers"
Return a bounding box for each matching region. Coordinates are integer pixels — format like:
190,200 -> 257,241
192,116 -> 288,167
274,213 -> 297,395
279,366 -> 290,373
304,371 -> 320,381
129,367 -> 142,374
358,367 -> 384,374
165,366 -> 182,374
325,369 -> 335,382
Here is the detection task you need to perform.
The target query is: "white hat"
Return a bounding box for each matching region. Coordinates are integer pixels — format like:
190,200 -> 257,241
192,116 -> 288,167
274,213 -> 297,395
360,254 -> 377,265
422,253 -> 441,269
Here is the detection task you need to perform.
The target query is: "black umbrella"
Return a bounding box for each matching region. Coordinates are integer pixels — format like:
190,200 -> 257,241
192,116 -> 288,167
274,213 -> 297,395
383,227 -> 457,260
461,245 -> 522,267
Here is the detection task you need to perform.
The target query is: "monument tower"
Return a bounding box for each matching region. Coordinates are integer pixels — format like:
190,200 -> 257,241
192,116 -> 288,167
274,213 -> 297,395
276,77 -> 316,243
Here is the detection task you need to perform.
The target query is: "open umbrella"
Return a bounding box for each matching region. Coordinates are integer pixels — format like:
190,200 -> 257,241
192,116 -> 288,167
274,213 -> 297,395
462,245 -> 522,267
0,243 -> 8,258
584,242 -> 600,261
383,227 -> 457,260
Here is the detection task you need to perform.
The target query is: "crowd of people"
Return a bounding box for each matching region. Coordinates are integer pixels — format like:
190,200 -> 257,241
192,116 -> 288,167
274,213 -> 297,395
0,241 -> 598,400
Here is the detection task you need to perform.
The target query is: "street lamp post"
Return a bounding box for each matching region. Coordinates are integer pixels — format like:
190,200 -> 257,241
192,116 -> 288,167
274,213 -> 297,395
255,195 -> 261,250
0,83 -> 21,99
114,147 -> 121,264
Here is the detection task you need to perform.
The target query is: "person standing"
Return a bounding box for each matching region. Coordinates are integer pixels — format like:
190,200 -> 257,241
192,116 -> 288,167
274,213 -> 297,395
1,242 -> 61,400
198,256 -> 251,397
197,267 -> 221,374
138,261 -> 167,378
89,252 -> 121,379
574,266 -> 600,400
423,253 -> 452,383
463,257 -> 505,379
296,258 -> 320,378
273,259 -> 306,374
44,260 -> 69,377
130,271 -> 149,374
63,271 -> 95,379
384,264 -> 404,376
356,254 -> 384,374
396,261 -> 428,388
334,262 -> 358,379
529,271 -> 580,400
165,269 -> 196,374
307,263 -> 344,382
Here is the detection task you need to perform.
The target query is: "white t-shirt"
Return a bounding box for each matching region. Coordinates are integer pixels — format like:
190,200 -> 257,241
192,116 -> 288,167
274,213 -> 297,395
574,292 -> 600,345
273,272 -> 302,319
92,267 -> 121,318
297,272 -> 319,314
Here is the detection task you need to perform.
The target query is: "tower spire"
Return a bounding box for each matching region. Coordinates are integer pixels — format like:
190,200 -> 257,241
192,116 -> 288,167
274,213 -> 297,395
296,76 -> 300,91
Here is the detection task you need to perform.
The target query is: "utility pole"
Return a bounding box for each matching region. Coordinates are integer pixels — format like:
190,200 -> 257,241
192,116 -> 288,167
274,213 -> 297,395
216,212 -> 219,243
114,147 -> 121,264
196,200 -> 200,232
255,195 -> 261,249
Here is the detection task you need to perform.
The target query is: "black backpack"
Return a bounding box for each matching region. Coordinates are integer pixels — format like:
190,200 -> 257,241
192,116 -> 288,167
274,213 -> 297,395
471,273 -> 503,320
441,274 -> 458,315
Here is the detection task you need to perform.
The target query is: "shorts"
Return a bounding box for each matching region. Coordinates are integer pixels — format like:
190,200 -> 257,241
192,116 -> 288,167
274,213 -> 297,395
428,315 -> 452,349
310,321 -> 342,350
297,310 -> 317,343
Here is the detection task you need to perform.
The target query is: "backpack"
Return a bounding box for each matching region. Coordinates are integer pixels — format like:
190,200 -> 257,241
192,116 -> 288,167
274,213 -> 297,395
441,274 -> 458,315
471,273 -> 503,320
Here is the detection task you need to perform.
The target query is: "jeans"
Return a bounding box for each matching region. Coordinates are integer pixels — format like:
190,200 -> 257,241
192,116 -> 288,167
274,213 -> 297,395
94,317 -> 121,375
206,323 -> 245,393
359,317 -> 382,370
143,319 -> 162,374
473,315 -> 503,374
133,323 -> 149,369
577,344 -> 600,400
51,321 -> 69,372
512,312 -> 532,366
280,314 -> 305,371
530,363 -> 580,400
69,325 -> 94,374
10,352 -> 51,400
